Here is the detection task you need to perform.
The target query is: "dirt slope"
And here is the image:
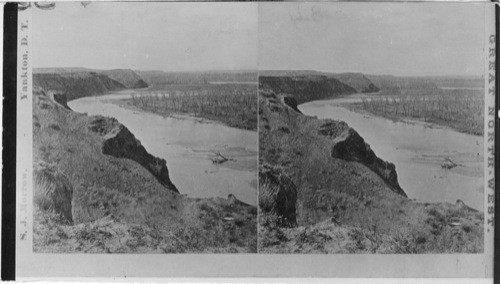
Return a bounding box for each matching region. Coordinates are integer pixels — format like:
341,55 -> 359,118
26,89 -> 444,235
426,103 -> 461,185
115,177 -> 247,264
258,89 -> 483,253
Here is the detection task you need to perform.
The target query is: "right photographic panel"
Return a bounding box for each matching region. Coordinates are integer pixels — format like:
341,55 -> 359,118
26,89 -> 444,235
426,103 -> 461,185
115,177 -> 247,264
258,2 -> 490,254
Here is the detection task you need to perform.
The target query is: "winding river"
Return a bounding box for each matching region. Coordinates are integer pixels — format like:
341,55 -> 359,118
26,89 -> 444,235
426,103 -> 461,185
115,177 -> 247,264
67,91 -> 484,210
299,95 -> 484,210
68,92 -> 258,205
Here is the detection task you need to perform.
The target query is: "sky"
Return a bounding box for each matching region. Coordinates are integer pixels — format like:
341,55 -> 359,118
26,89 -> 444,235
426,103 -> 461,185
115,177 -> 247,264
33,2 -> 258,71
259,3 -> 486,77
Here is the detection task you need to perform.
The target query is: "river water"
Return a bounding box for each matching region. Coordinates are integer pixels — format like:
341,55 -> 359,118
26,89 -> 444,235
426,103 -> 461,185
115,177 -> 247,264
68,93 -> 258,205
299,97 -> 484,210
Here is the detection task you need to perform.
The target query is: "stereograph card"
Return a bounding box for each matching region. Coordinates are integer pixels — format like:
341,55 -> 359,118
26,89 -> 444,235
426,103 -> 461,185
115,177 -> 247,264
6,1 -> 497,281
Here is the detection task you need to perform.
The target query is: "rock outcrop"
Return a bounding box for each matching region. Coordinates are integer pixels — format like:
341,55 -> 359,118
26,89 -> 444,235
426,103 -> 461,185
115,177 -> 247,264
321,124 -> 406,197
88,117 -> 179,193
47,90 -> 71,110
280,94 -> 301,114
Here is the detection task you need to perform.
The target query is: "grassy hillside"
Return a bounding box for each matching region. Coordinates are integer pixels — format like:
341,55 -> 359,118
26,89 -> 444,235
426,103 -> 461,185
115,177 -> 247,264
101,69 -> 149,89
33,72 -> 126,101
260,70 -> 379,94
332,72 -> 379,93
34,68 -> 148,90
259,75 -> 357,105
258,89 -> 483,253
33,88 -> 256,253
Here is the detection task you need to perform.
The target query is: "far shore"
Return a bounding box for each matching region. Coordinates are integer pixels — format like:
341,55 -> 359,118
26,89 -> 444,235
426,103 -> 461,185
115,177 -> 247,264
307,92 -> 483,137
343,102 -> 482,137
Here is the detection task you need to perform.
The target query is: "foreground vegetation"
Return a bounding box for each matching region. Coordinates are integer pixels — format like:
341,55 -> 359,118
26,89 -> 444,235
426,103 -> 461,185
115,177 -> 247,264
352,89 -> 484,135
127,84 -> 257,130
259,204 -> 483,254
35,200 -> 257,253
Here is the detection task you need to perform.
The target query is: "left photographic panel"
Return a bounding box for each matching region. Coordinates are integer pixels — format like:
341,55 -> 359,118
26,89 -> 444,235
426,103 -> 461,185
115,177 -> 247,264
29,2 -> 258,254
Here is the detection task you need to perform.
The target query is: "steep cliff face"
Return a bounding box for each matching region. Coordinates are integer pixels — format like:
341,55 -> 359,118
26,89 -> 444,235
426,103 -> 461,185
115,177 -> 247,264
319,124 -> 405,197
259,75 -> 357,105
47,90 -> 71,110
89,116 -> 179,193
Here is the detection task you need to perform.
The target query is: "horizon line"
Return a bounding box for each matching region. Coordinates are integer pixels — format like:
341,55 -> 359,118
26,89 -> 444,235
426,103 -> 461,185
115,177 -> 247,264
33,66 -> 259,73
33,66 -> 484,78
259,69 -> 484,78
